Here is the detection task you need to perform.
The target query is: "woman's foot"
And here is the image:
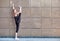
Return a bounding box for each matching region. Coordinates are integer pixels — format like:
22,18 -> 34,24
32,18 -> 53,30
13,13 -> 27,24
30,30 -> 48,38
15,38 -> 19,40
15,33 -> 19,40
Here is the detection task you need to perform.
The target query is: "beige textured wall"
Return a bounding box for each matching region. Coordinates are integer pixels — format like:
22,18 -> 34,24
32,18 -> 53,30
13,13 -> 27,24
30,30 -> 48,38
0,0 -> 60,37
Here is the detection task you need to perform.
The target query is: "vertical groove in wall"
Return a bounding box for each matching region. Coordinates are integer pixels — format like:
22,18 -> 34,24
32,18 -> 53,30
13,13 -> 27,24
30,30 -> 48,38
51,0 -> 53,29
9,0 -> 10,36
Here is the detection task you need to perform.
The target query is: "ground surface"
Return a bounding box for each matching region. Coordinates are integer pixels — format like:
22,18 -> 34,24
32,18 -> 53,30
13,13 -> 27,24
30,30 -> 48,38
0,38 -> 60,41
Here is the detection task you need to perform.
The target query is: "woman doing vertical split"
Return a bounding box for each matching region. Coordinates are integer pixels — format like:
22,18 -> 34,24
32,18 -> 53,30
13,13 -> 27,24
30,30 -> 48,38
12,3 -> 22,40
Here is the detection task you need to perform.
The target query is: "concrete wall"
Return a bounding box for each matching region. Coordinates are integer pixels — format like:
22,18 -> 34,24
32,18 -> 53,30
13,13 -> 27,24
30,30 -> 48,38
0,0 -> 60,37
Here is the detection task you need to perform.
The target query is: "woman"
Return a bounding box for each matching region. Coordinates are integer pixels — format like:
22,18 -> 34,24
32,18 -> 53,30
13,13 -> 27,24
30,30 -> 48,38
12,4 -> 22,40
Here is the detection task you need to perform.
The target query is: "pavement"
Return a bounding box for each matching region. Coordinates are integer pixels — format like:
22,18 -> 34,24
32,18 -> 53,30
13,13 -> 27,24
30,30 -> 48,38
0,38 -> 60,41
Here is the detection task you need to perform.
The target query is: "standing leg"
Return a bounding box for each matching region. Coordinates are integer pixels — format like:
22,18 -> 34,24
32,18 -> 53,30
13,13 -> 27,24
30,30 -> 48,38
15,22 -> 19,40
14,17 -> 19,40
16,22 -> 19,33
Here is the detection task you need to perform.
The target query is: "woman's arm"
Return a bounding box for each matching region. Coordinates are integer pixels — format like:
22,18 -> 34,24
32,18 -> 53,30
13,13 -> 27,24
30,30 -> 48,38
12,4 -> 17,14
13,4 -> 16,13
19,6 -> 22,13
12,4 -> 18,16
16,6 -> 22,15
13,4 -> 15,10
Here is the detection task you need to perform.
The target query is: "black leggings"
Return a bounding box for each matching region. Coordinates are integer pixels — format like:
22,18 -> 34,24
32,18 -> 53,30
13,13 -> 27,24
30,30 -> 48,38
14,13 -> 21,33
